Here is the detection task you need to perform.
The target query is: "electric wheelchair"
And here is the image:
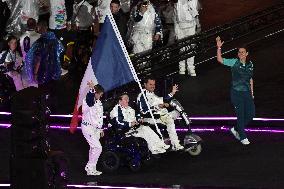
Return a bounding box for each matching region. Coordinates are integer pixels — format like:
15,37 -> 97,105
100,117 -> 152,172
144,99 -> 203,156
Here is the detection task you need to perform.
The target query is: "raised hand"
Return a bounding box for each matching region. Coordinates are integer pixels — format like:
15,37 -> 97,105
171,84 -> 179,95
216,36 -> 224,48
87,80 -> 95,89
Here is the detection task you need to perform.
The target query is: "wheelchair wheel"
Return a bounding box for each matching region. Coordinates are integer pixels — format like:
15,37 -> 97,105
128,159 -> 141,172
184,134 -> 202,156
186,144 -> 202,156
101,151 -> 120,172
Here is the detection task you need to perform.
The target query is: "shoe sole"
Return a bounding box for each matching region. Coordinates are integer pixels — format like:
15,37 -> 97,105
241,143 -> 250,145
87,171 -> 102,176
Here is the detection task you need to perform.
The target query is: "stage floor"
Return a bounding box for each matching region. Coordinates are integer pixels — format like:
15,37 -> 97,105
1,127 -> 284,189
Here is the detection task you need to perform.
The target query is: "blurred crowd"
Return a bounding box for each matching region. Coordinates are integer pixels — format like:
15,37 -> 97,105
0,0 -> 201,104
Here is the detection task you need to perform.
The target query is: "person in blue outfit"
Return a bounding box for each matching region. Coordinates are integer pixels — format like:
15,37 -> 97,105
25,21 -> 64,86
216,36 -> 255,145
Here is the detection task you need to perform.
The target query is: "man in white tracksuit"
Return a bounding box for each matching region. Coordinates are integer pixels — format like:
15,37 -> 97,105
173,0 -> 198,76
137,77 -> 184,151
129,0 -> 162,54
81,81 -> 104,176
110,94 -> 170,155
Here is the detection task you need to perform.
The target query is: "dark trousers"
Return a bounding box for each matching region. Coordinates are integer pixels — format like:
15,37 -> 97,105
77,28 -> 93,45
231,89 -> 255,140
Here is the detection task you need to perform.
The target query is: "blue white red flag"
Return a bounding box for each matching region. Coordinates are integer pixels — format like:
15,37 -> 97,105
70,14 -> 137,133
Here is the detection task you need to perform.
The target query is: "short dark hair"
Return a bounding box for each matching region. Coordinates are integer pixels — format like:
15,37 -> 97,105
27,18 -> 37,30
143,76 -> 156,84
111,0 -> 120,5
94,84 -> 104,94
118,92 -> 128,101
237,45 -> 251,62
7,35 -> 17,43
237,45 -> 249,52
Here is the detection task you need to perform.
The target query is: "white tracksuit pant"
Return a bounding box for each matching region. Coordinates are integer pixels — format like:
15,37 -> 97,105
144,111 -> 181,148
134,125 -> 168,154
81,124 -> 102,169
175,24 -> 196,75
132,29 -> 154,54
131,3 -> 156,54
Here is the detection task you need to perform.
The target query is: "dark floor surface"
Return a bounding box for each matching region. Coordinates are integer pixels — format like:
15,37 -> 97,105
69,132 -> 284,189
1,127 -> 284,189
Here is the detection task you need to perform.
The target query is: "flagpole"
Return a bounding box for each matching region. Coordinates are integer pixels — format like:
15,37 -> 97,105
107,13 -> 164,139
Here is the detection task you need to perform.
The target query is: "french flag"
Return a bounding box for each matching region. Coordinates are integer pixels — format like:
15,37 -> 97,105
70,13 -> 138,133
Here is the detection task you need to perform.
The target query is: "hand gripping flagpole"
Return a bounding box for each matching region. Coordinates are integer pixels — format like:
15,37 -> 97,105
107,13 -> 163,139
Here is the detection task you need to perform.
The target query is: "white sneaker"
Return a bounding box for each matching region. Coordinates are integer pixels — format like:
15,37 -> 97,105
152,149 -> 166,154
93,170 -> 102,175
189,71 -> 197,76
190,74 -> 197,77
85,165 -> 102,176
230,127 -> 240,140
172,144 -> 184,151
162,144 -> 171,150
86,169 -> 102,176
240,138 -> 250,145
179,71 -> 185,75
